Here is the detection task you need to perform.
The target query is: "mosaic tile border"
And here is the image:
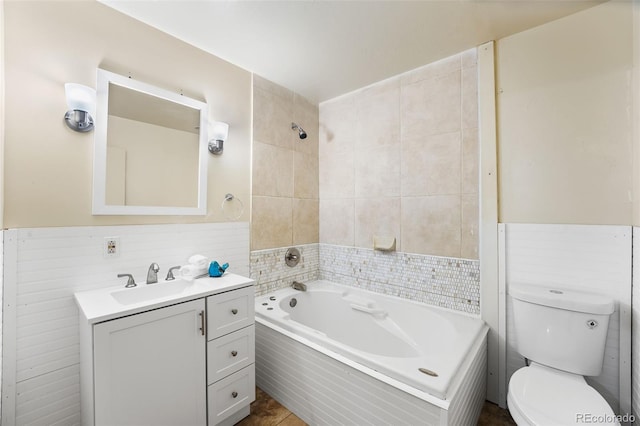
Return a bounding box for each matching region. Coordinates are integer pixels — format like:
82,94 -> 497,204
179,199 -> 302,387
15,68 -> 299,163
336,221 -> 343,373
318,244 -> 480,315
249,243 -> 480,314
250,244 -> 319,296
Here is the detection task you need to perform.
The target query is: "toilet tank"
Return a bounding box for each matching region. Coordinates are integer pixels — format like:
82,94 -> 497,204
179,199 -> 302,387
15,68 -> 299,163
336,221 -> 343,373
510,283 -> 615,376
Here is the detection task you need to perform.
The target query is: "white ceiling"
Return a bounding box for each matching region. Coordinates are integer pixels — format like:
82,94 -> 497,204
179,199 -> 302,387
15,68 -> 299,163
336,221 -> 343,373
100,0 -> 602,103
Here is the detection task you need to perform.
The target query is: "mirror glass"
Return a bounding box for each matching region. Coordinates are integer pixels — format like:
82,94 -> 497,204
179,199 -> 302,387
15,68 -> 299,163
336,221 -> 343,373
93,69 -> 208,215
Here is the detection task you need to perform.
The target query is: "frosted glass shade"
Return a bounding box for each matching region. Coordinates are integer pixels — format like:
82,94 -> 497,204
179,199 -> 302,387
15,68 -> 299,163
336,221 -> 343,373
210,121 -> 229,141
65,83 -> 96,116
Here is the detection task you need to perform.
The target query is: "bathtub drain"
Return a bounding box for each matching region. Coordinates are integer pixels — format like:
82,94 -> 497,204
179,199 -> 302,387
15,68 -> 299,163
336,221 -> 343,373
289,298 -> 297,308
418,368 -> 438,377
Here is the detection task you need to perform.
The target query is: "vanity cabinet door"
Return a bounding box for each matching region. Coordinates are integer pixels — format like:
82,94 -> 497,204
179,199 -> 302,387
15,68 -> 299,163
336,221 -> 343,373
93,299 -> 207,426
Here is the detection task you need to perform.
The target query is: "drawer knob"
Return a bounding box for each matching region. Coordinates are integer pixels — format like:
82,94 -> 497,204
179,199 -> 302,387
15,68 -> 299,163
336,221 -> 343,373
231,350 -> 238,357
232,391 -> 238,398
231,309 -> 238,315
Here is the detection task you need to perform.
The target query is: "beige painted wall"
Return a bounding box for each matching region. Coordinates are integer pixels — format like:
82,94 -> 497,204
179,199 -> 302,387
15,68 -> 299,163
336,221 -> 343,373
0,1 -> 4,228
319,49 -> 479,259
496,1 -> 634,225
634,2 -> 640,228
4,1 -> 252,228
251,76 -> 319,250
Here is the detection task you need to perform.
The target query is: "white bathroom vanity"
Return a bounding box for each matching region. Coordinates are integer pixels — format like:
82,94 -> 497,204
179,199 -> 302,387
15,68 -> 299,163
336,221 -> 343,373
74,273 -> 255,426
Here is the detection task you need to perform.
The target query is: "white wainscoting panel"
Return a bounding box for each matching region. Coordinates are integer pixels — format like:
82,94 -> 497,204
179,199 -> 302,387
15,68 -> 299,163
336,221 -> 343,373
503,223 -> 631,414
255,322 -> 445,425
632,227 -> 640,421
2,222 -> 249,426
0,230 -> 4,420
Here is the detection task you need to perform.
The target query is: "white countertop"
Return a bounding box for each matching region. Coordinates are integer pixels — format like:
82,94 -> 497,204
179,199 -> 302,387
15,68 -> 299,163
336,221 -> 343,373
74,273 -> 254,324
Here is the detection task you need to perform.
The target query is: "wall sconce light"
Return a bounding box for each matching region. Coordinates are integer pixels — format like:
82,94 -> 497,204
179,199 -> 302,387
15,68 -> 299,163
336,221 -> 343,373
208,121 -> 229,155
64,83 -> 96,132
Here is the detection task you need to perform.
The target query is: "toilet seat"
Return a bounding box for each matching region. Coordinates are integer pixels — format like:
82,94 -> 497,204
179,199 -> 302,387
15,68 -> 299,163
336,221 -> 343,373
507,363 -> 619,426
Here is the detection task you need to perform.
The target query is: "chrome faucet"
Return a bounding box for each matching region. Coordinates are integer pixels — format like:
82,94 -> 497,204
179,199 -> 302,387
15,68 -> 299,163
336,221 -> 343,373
165,266 -> 181,281
117,273 -> 136,288
146,263 -> 160,284
291,281 -> 307,291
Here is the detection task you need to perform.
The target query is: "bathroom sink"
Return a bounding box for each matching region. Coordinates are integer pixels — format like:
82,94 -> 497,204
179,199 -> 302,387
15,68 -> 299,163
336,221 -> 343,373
111,280 -> 191,305
75,273 -> 254,324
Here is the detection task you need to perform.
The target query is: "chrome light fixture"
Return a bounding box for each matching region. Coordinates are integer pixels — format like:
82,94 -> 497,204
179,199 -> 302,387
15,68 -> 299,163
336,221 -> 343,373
208,121 -> 229,155
64,83 -> 96,132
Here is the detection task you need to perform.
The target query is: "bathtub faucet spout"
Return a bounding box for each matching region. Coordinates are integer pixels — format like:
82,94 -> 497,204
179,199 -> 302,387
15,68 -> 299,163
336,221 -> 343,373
292,281 -> 307,291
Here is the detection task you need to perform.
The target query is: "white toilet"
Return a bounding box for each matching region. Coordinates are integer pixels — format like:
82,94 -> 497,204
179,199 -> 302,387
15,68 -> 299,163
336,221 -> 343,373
508,283 -> 619,426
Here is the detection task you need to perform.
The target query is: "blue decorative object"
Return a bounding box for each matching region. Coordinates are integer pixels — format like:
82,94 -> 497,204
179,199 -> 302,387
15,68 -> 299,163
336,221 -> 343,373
209,261 -> 229,277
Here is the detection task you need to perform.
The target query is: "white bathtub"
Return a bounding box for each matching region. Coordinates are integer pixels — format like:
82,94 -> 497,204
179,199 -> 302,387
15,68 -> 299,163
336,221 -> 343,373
255,280 -> 489,425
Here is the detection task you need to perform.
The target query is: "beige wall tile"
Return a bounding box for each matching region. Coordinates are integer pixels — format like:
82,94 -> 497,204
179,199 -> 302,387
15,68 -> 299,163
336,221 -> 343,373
401,70 -> 461,140
354,144 -> 401,197
461,194 -> 479,259
250,49 -> 480,258
320,95 -> 356,149
401,53 -> 461,86
293,198 -> 319,245
293,93 -> 319,157
355,197 -> 401,250
253,85 -> 294,150
254,74 -> 294,100
319,96 -> 356,199
462,65 -> 479,130
294,151 -> 319,199
356,78 -> 400,149
319,150 -> 355,199
401,132 -> 461,196
317,49 -> 478,258
319,198 -> 354,246
353,81 -> 401,196
461,48 -> 478,69
252,75 -> 319,251
401,195 -> 461,257
462,128 -> 479,194
253,142 -> 294,197
251,196 -> 293,250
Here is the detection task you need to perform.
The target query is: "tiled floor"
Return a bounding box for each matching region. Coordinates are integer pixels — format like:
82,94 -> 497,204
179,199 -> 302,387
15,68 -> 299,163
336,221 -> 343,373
236,387 -> 516,426
236,388 -> 306,426
477,400 -> 517,426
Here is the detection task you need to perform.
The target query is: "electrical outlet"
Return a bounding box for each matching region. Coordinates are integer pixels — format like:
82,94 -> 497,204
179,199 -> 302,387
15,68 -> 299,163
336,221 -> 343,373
104,237 -> 120,258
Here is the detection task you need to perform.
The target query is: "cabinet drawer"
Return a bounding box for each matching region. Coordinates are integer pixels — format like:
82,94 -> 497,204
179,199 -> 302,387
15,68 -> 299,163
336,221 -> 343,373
207,286 -> 254,339
207,364 -> 255,426
207,325 -> 255,384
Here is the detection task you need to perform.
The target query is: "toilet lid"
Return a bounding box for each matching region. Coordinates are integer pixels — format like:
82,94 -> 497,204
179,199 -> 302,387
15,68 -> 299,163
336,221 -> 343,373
508,364 -> 618,425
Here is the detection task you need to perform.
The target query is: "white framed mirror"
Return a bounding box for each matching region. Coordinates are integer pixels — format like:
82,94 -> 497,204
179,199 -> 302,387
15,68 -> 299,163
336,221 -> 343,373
92,69 -> 209,215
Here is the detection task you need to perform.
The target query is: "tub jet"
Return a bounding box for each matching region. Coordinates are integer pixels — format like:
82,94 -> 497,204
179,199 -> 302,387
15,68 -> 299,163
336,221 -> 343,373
419,368 -> 438,377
